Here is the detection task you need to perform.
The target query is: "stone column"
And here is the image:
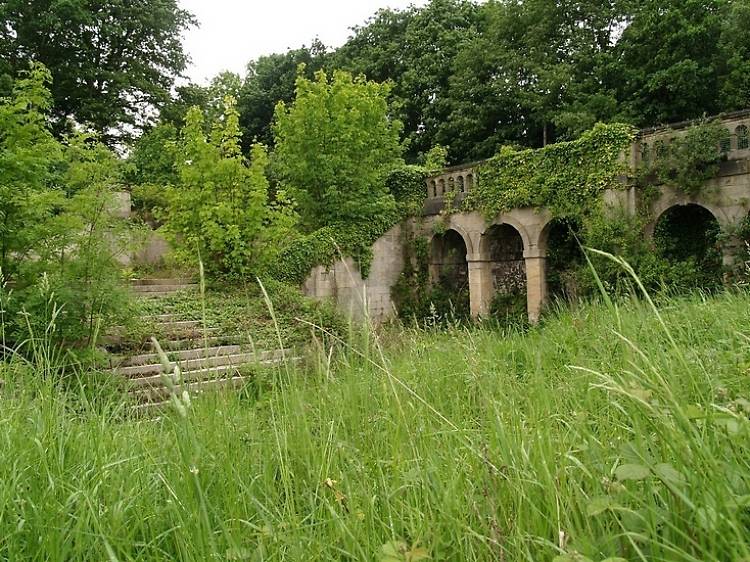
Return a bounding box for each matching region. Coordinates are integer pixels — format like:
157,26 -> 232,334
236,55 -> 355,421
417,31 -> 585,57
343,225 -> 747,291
524,249 -> 548,324
721,235 -> 745,282
467,254 -> 493,318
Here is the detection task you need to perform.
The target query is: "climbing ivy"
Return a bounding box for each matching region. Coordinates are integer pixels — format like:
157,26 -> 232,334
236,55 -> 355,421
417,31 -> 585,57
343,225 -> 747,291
464,123 -> 636,220
636,120 -> 726,196
271,164 -> 429,285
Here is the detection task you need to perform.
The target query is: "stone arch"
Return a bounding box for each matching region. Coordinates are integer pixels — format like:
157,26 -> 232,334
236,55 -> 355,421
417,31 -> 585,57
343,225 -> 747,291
647,197 -> 726,238
478,222 -> 528,319
465,173 -> 474,191
438,178 -> 445,196
429,229 -> 470,310
720,128 -> 732,154
539,217 -> 585,302
653,203 -> 723,289
736,124 -> 749,150
457,175 -> 465,192
429,180 -> 437,198
485,214 -> 532,254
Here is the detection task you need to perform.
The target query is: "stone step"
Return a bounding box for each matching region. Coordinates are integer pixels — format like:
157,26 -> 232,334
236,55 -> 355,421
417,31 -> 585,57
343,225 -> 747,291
116,350 -> 283,378
156,320 -> 202,330
132,372 -> 251,403
136,290 -> 197,299
130,278 -> 196,286
103,326 -> 223,352
131,284 -> 198,294
148,313 -> 180,322
158,335 -> 248,351
130,374 -> 252,411
116,344 -> 247,368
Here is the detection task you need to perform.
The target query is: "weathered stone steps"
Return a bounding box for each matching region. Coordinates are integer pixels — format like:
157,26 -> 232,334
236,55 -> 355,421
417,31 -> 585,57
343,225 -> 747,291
117,350 -> 286,378
115,344 -> 247,368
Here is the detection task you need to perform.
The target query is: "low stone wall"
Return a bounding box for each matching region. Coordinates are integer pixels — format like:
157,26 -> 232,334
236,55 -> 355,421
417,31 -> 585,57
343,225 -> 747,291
302,226 -> 404,322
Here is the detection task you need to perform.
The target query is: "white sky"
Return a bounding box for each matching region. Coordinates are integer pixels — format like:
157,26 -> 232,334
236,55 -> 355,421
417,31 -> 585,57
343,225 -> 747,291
179,0 -> 427,84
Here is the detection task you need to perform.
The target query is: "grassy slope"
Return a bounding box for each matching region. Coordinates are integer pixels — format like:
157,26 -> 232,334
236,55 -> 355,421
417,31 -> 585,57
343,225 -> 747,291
1,292 -> 750,561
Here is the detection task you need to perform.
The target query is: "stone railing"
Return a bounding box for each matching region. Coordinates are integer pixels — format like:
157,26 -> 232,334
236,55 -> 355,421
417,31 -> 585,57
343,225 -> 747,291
425,163 -> 481,200
634,109 -> 750,167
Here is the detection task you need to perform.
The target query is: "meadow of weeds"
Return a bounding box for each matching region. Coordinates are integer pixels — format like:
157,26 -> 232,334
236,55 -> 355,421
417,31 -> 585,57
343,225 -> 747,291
1,288 -> 750,561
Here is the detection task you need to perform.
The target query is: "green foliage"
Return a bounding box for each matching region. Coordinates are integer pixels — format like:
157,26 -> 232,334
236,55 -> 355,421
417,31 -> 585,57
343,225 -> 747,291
160,99 -> 296,277
126,123 -> 179,187
465,123 -> 636,219
332,0 -> 481,161
0,66 -> 134,348
271,214 -> 398,286
271,155 -> 439,286
637,121 -> 726,194
273,69 -> 404,230
238,43 -> 326,149
0,63 -> 62,277
613,0 -> 748,126
0,0 -> 196,142
3,291 -> 750,560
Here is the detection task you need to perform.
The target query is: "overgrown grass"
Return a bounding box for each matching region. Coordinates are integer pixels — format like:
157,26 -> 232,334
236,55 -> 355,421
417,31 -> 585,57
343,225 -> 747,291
1,290 -> 750,561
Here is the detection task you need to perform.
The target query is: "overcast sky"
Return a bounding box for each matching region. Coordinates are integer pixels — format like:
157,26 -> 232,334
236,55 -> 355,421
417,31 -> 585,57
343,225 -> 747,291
179,0 -> 427,84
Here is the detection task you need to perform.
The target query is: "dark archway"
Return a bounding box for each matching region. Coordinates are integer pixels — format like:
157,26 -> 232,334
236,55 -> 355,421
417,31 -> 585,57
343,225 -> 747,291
427,229 -> 470,317
653,204 -> 722,290
481,224 -> 527,319
543,218 -> 585,302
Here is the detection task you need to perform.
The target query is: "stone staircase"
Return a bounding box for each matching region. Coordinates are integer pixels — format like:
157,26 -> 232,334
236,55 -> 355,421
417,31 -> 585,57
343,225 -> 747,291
129,278 -> 199,298
109,279 -> 295,413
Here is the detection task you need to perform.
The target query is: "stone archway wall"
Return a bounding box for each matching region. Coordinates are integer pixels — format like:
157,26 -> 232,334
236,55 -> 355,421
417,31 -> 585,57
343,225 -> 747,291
302,112 -> 750,325
302,225 -> 405,322
644,183 -> 750,268
418,209 -> 552,322
429,229 -> 469,291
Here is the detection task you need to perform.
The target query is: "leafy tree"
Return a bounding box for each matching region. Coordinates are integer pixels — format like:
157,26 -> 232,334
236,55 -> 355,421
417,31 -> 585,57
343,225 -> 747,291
237,43 -> 327,149
445,0 -> 627,160
160,98 -> 295,276
126,123 -> 179,187
0,63 -> 62,278
0,64 -> 132,347
333,0 -> 480,162
161,71 -> 243,131
0,0 -> 196,142
612,0 -> 748,126
273,70 -> 403,229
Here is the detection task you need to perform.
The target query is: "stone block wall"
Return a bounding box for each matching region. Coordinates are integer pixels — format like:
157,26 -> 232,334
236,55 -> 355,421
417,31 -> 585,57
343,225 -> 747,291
302,225 -> 405,322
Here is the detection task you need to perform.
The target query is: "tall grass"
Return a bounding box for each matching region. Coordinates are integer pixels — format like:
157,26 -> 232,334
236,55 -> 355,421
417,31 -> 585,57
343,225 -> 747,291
0,287 -> 749,560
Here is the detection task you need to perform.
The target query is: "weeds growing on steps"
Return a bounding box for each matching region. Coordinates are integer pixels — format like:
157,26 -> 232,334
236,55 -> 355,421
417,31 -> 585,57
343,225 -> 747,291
0,261 -> 750,560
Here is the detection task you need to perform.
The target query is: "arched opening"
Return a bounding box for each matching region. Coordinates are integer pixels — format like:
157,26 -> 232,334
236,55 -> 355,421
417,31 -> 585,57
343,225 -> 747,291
720,128 -> 732,154
457,175 -> 465,193
641,142 -> 651,165
653,204 -> 723,290
482,224 -> 527,320
543,218 -> 585,302
429,180 -> 437,198
428,229 -> 470,317
736,125 -> 749,150
438,179 -> 445,196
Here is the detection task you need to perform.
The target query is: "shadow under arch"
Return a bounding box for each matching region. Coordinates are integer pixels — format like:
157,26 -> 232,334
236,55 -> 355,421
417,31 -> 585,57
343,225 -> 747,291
425,229 -> 471,318
538,217 -> 585,302
478,222 -> 528,319
653,203 -> 723,290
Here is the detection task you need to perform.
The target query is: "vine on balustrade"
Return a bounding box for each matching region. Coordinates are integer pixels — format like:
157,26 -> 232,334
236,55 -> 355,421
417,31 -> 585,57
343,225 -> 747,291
464,123 -> 636,221
635,120 -> 726,197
